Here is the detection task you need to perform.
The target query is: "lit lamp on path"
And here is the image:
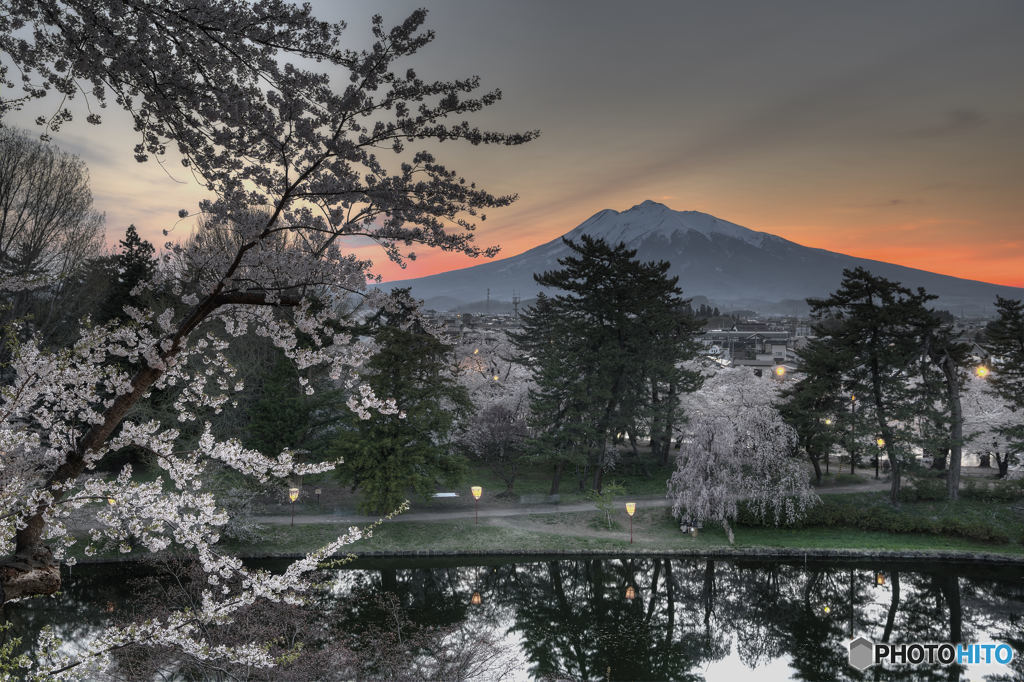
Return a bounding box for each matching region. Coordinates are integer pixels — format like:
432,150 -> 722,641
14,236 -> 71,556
471,486 -> 482,524
471,591 -> 482,606
625,585 -> 636,600
774,365 -> 786,379
107,497 -> 115,506
876,572 -> 886,586
315,487 -> 322,507
875,437 -> 885,479
288,486 -> 299,527
976,365 -> 990,379
625,502 -> 636,544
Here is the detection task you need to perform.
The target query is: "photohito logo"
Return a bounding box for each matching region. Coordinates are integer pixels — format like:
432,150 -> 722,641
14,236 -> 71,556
848,637 -> 1014,670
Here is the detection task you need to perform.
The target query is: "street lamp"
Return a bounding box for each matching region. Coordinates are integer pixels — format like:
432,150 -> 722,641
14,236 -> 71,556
875,437 -> 885,479
774,365 -> 786,379
471,486 -> 482,524
876,572 -> 886,586
492,374 -> 499,381
976,365 -> 990,379
315,487 -> 322,507
471,591 -> 482,606
288,486 -> 299,527
107,497 -> 115,506
625,502 -> 636,544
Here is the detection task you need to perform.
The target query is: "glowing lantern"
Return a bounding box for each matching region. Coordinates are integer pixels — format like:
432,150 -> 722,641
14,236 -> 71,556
625,502 -> 636,516
876,437 -> 885,448
876,573 -> 886,586
471,591 -> 482,605
471,486 -> 482,524
976,365 -> 990,378
774,366 -> 786,378
288,487 -> 300,503
106,497 -> 115,506
625,586 -> 636,600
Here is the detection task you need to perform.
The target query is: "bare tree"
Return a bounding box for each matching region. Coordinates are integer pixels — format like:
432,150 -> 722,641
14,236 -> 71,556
0,128 -> 104,287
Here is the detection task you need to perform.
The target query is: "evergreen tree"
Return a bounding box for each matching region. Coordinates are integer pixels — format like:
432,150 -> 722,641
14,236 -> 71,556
330,291 -> 470,514
807,267 -> 936,502
778,336 -> 845,482
983,297 -> 1024,451
96,225 -> 158,324
510,236 -> 701,492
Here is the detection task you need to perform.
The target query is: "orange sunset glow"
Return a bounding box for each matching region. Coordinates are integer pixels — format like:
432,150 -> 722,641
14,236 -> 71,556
4,1 -> 1022,292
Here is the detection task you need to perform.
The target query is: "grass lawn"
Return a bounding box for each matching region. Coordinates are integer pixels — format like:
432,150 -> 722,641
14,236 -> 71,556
220,499 -> 1024,559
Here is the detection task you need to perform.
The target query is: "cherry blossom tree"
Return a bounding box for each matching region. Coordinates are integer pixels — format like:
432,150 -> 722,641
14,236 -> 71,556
0,3 -> 534,677
669,366 -> 819,542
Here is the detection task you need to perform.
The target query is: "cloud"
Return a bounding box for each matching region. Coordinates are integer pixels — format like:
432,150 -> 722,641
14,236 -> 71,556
903,109 -> 988,138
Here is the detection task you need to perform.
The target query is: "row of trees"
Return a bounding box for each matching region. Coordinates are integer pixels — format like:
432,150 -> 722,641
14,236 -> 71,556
778,268 -> 1024,503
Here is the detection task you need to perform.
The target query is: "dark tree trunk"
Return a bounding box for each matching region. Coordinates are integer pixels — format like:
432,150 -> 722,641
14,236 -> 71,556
549,461 -> 564,495
881,570 -> 900,643
702,559 -> 716,627
996,451 -> 1010,478
938,353 -> 964,501
931,452 -> 948,470
978,453 -> 991,468
940,575 -> 962,644
809,452 -> 822,484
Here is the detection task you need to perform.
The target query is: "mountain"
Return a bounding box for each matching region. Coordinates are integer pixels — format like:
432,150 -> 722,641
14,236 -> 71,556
381,201 -> 1022,315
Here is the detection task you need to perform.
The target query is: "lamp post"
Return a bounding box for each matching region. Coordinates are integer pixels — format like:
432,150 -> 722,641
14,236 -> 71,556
975,365 -> 990,379
315,487 -> 321,507
471,486 -> 482,524
875,437 -> 885,479
288,487 -> 299,527
625,502 -> 636,544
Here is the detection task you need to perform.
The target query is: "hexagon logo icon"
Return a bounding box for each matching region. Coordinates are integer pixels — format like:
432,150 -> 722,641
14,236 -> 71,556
849,636 -> 875,670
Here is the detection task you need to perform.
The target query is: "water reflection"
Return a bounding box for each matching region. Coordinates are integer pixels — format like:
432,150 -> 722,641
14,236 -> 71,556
3,557 -> 1022,680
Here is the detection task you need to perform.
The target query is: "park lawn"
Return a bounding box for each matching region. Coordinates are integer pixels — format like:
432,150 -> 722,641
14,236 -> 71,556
219,501 -> 1024,558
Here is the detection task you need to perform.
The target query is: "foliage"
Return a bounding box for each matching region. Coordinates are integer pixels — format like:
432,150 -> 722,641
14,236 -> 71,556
0,3 -> 533,677
806,267 -> 938,502
668,397 -> 819,543
511,236 -> 702,492
984,297 -> 1024,451
331,291 -> 471,514
736,492 -> 1021,544
585,481 -> 625,529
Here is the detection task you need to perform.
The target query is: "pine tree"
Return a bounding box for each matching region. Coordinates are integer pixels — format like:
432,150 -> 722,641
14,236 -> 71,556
984,297 -> 1024,451
807,267 -> 936,502
330,291 -> 470,514
510,236 -> 701,492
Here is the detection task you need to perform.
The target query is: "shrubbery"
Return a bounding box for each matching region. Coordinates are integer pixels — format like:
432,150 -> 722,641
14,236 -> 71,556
735,491 -> 1020,545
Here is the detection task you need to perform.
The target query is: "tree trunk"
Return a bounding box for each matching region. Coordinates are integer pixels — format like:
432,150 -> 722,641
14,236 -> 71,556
978,453 -> 991,468
881,570 -> 900,643
549,461 -> 564,495
940,353 -> 964,501
931,452 -> 947,470
940,575 -> 962,643
996,451 -> 1010,478
1,547 -> 60,604
809,452 -> 822,484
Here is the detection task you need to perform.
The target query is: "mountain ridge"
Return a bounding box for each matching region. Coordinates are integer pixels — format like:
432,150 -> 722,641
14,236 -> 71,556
379,202 -> 1022,315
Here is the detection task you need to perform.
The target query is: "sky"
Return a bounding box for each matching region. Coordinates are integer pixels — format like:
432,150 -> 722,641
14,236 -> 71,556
5,1 -> 1024,286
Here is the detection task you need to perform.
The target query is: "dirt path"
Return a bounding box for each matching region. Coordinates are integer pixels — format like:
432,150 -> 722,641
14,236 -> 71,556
252,480 -> 891,526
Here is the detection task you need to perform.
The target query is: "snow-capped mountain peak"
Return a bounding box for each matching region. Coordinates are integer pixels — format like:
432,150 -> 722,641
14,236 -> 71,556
565,201 -> 768,248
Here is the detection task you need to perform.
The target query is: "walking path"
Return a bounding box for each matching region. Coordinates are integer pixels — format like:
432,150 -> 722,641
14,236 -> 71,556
253,480 -> 891,526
